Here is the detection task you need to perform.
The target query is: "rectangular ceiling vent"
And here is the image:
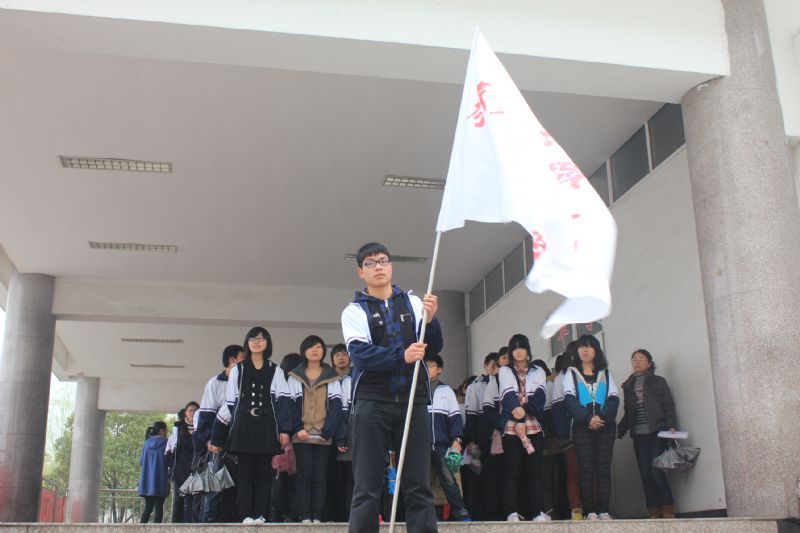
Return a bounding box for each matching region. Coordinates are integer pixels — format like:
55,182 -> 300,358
383,175 -> 445,190
345,253 -> 427,264
60,156 -> 172,173
121,338 -> 184,344
90,241 -> 178,253
130,363 -> 186,369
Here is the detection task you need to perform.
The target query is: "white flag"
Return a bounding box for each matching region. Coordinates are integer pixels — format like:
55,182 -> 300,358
437,30 -> 617,338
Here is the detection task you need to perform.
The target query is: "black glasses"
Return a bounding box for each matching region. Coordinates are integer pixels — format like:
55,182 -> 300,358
248,335 -> 267,343
362,257 -> 390,269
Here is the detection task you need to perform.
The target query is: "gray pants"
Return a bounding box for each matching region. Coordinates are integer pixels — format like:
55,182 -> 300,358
349,399 -> 437,533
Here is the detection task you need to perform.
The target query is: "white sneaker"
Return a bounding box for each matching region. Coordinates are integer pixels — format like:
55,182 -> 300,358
533,512 -> 552,521
301,519 -> 312,524
242,517 -> 254,523
253,516 -> 266,524
598,512 -> 613,520
312,519 -> 321,524
506,512 -> 524,521
586,512 -> 599,520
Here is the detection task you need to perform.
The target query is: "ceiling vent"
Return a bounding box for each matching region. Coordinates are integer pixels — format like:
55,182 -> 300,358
121,338 -> 184,344
60,156 -> 172,173
383,175 -> 445,190
90,242 -> 178,253
345,253 -> 427,264
130,363 -> 186,369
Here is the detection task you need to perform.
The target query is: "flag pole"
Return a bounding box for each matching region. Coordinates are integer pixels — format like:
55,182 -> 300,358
389,230 -> 443,533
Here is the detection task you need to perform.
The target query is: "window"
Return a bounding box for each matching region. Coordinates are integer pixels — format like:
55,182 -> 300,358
469,280 -> 485,322
648,104 -> 685,168
484,263 -> 504,309
611,126 -> 649,201
503,243 -> 525,291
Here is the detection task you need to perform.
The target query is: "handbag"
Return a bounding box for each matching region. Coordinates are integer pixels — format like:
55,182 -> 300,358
652,440 -> 701,472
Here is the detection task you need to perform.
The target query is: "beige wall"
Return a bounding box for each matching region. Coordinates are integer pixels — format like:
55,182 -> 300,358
469,148 -> 726,516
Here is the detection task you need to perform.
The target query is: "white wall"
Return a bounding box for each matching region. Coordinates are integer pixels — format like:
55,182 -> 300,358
765,0 -> 800,139
469,148 -> 726,515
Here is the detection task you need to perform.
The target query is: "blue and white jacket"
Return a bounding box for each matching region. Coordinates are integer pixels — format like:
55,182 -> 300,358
341,286 -> 443,404
209,360 -> 295,447
550,371 -> 572,440
193,371 -> 228,453
562,367 -> 620,427
429,381 -> 464,447
498,364 -> 547,432
481,374 -> 502,432
286,363 -> 344,441
334,373 -> 352,448
464,375 -> 489,445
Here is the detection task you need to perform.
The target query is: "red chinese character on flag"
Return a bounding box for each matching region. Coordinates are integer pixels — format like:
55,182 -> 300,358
466,81 -> 503,128
531,230 -> 547,260
557,325 -> 569,342
541,130 -> 554,147
549,161 -> 586,189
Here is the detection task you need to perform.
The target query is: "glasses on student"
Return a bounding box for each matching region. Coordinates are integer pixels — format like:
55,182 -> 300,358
249,335 -> 267,343
362,258 -> 390,269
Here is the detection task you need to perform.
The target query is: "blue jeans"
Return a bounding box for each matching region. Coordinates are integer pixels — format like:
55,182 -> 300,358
633,433 -> 674,508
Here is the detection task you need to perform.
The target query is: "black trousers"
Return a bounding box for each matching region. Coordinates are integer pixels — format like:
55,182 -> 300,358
573,424 -> 615,514
170,481 -> 185,522
294,442 -> 330,521
236,453 -> 274,520
349,399 -> 437,533
330,458 -> 354,521
431,444 -> 469,519
140,496 -> 165,523
633,433 -> 674,508
501,433 -> 544,518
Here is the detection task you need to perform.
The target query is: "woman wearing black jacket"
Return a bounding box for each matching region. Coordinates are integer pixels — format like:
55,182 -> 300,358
168,402 -> 199,522
617,349 -> 676,519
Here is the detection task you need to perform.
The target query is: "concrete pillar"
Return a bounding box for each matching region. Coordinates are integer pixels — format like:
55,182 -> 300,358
66,377 -> 106,523
682,0 -> 800,518
433,290 -> 469,387
0,273 -> 56,522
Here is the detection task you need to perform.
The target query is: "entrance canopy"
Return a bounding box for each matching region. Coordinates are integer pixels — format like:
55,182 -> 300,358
0,2 -> 727,411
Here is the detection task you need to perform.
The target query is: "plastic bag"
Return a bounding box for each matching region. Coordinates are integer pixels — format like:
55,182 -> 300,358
652,441 -> 701,472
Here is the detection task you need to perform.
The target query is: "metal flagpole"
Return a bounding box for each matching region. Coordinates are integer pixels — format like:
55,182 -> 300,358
389,230 -> 443,533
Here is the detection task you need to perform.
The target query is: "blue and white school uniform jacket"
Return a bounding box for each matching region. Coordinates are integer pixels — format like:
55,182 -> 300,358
334,374 -> 352,448
209,360 -> 294,447
429,381 -> 464,446
481,374 -> 502,432
562,367 -> 620,427
193,371 -> 228,453
464,375 -> 489,445
498,365 -> 547,431
550,371 -> 573,440
286,364 -> 344,441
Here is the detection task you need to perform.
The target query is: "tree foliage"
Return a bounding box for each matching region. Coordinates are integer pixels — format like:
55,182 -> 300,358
48,410 -> 175,522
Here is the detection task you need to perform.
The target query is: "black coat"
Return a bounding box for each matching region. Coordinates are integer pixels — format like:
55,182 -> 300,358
618,372 -> 676,438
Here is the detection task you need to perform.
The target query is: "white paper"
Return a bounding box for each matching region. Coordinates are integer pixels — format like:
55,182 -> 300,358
657,430 -> 688,440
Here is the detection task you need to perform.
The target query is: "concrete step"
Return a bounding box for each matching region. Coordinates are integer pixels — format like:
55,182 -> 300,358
1,518 -> 795,533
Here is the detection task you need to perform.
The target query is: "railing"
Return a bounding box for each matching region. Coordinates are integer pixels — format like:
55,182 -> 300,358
99,488 -> 173,523
40,479 -> 66,522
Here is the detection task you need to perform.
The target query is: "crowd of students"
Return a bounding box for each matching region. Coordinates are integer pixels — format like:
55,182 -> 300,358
137,241 -> 679,526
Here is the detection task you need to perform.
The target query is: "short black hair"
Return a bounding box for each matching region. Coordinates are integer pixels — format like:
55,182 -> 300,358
280,353 -> 303,378
329,343 -> 348,363
576,335 -> 608,371
185,401 -> 199,410
222,344 -> 243,368
300,335 -> 327,362
356,242 -> 390,267
243,327 -> 273,359
424,353 -> 444,369
632,348 -> 656,371
563,340 -> 579,371
532,359 -> 551,377
497,346 -> 509,357
508,334 -> 532,360
483,352 -> 498,366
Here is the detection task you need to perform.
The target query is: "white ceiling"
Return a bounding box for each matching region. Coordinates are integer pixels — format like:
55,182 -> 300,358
0,11 -> 664,401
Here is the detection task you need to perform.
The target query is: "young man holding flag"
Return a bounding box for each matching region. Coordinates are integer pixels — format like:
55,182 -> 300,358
341,242 -> 442,533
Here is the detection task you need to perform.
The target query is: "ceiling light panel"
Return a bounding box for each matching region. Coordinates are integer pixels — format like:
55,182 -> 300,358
90,242 -> 178,253
121,338 -> 184,344
130,363 -> 186,369
383,175 -> 445,190
60,156 -> 172,173
345,253 -> 427,264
